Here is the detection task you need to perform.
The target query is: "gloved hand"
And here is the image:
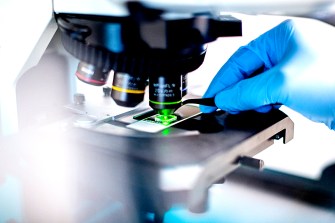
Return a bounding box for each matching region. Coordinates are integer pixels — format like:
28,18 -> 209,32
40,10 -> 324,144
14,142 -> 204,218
201,18 -> 335,130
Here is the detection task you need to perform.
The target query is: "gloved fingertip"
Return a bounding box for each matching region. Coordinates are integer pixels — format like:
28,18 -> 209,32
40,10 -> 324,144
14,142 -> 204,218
228,111 -> 240,115
330,121 -> 335,131
255,105 -> 273,113
199,105 -> 217,113
273,104 -> 282,109
255,104 -> 283,113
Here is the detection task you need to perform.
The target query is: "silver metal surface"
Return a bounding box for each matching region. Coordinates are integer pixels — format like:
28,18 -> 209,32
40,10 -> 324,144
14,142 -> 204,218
66,106 -> 294,220
0,107 -> 294,222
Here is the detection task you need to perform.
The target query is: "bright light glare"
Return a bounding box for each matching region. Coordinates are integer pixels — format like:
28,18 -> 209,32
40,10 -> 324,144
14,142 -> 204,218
160,165 -> 203,191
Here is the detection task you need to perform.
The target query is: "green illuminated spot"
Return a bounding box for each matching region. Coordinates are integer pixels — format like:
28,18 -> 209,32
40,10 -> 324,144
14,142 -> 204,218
158,109 -> 174,116
155,114 -> 177,126
149,100 -> 181,105
161,128 -> 171,136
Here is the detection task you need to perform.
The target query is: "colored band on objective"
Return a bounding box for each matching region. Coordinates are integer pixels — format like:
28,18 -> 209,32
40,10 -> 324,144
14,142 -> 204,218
111,85 -> 145,94
76,72 -> 106,85
149,100 -> 182,105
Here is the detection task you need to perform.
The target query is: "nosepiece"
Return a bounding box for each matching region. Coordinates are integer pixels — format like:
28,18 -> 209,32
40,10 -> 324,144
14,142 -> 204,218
56,4 -> 242,110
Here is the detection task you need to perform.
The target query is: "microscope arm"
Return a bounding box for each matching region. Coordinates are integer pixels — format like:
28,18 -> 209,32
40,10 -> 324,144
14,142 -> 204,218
54,0 -> 334,17
0,0 -> 57,135
141,0 -> 334,15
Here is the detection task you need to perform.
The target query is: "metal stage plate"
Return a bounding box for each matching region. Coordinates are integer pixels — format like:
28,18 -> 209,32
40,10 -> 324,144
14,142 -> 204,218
0,107 -> 294,223
72,106 -> 294,167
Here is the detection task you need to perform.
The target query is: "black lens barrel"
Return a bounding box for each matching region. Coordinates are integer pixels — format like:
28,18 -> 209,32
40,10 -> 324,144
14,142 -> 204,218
111,72 -> 147,107
76,62 -> 110,86
149,74 -> 183,111
56,10 -> 242,108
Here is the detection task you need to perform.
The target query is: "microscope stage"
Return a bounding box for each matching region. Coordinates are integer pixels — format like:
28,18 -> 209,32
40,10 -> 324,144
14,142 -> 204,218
65,106 -> 294,215
71,106 -> 293,167
0,106 -> 294,222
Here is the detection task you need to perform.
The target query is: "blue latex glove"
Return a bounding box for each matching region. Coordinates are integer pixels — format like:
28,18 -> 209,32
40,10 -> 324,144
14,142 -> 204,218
201,19 -> 335,130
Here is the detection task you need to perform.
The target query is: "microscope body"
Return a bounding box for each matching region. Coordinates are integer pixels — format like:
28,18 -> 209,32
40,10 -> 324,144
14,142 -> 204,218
0,0 -> 333,135
0,0 -> 57,135
55,1 -> 242,118
0,0 -> 334,223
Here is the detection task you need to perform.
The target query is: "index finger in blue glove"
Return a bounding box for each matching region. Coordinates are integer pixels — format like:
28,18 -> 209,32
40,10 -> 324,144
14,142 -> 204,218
201,20 -> 294,113
200,47 -> 265,113
202,46 -> 265,99
214,67 -> 285,113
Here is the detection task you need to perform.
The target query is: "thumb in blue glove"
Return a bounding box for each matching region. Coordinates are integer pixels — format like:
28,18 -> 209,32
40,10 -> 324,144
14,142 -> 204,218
201,18 -> 335,130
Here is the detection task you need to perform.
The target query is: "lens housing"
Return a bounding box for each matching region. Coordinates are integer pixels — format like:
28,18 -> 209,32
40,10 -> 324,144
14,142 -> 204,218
149,74 -> 183,113
76,62 -> 110,86
56,8 -> 242,109
111,72 -> 147,107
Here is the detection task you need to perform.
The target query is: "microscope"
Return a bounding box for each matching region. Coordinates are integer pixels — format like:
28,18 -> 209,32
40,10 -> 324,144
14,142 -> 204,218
0,0 -> 334,223
55,2 -> 244,119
